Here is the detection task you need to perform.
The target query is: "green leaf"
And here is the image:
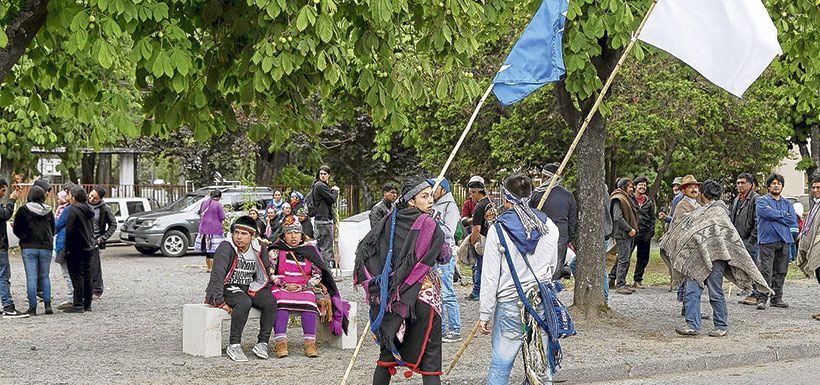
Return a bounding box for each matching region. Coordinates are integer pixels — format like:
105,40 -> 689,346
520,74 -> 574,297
98,43 -> 114,69
296,6 -> 311,31
262,57 -> 273,72
172,75 -> 185,93
0,29 -> 7,49
153,51 -> 169,77
435,76 -> 448,100
153,3 -> 169,21
171,49 -> 190,76
316,14 -> 333,43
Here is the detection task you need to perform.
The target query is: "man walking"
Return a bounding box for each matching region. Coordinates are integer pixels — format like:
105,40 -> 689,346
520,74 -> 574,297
311,166 -> 339,268
755,173 -> 798,310
631,177 -> 655,289
530,163 -> 578,281
88,186 -> 117,299
428,178 -> 462,342
369,183 -> 397,228
731,173 -> 760,305
609,178 -> 637,295
0,178 -> 28,318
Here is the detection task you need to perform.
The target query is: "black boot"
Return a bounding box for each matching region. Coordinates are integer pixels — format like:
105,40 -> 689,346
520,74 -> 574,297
44,302 -> 53,315
26,307 -> 36,316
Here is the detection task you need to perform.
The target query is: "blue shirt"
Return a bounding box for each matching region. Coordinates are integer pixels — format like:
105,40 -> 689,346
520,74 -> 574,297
756,194 -> 798,245
665,192 -> 684,224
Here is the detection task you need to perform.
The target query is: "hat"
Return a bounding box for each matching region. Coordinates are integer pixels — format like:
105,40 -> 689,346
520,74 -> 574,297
679,175 -> 700,188
427,178 -> 451,193
233,216 -> 258,235
541,163 -> 560,175
33,179 -> 50,192
672,177 -> 683,186
296,207 -> 307,216
281,215 -> 302,234
467,175 -> 485,188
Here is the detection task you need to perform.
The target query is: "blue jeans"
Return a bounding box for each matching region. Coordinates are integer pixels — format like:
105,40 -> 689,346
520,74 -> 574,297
21,248 -> 52,309
436,257 -> 461,334
487,300 -> 552,385
471,247 -> 483,298
684,260 -> 728,332
0,250 -> 13,309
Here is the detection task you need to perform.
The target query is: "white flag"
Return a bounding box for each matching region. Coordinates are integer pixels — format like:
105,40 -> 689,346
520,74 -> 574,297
638,0 -> 782,97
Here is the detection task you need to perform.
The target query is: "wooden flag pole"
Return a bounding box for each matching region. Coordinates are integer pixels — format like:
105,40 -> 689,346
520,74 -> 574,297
445,320 -> 482,375
431,83 -> 495,193
536,0 -> 659,211
339,319 -> 372,385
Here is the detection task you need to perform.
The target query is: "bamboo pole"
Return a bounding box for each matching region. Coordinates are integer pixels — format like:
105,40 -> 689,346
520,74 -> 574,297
445,320 -> 482,375
536,0 -> 660,211
339,319 -> 372,385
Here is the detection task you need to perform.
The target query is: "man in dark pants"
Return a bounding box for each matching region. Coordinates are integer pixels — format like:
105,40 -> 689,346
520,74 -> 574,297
755,173 -> 797,310
311,165 -> 340,268
468,176 -> 491,301
530,163 -> 578,281
731,173 -> 760,305
63,186 -> 95,313
205,216 -> 277,362
630,177 -> 655,289
609,179 -> 637,295
88,186 -> 117,299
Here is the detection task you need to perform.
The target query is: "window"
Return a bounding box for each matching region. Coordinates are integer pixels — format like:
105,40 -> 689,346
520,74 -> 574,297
127,201 -> 145,215
107,202 -> 121,217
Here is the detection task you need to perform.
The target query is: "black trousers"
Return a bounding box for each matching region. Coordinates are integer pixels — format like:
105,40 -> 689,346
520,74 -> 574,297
90,248 -> 104,295
553,236 -> 569,281
223,284 -> 277,345
756,242 -> 790,302
632,236 -> 652,283
66,250 -> 93,309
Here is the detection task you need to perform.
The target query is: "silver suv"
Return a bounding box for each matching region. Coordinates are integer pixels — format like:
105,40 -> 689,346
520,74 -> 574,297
120,186 -> 273,257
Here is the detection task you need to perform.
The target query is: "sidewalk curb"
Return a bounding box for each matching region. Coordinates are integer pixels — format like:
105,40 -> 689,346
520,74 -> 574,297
444,339 -> 820,384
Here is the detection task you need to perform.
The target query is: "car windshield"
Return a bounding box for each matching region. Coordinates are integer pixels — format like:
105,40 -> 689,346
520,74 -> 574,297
163,194 -> 206,211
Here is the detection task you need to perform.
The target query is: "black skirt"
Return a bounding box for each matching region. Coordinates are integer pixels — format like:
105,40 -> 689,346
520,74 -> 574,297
372,300 -> 443,376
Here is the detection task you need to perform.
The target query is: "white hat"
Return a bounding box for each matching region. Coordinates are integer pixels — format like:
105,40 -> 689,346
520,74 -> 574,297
467,175 -> 485,188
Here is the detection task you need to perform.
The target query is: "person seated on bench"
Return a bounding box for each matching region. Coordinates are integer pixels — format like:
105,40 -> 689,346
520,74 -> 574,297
205,216 -> 277,362
269,215 -> 349,358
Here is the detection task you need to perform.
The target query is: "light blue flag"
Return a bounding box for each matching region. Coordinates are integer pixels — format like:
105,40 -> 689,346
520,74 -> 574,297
492,0 -> 568,106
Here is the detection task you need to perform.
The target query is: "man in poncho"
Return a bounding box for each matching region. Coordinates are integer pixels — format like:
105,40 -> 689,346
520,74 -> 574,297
354,176 -> 449,385
660,180 -> 771,337
797,176 -> 820,321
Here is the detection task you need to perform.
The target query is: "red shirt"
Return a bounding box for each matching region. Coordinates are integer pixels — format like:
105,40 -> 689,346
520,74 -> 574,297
635,195 -> 647,206
461,197 -> 475,217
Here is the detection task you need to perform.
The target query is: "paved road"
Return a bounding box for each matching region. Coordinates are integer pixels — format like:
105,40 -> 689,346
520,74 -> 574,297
591,356 -> 820,385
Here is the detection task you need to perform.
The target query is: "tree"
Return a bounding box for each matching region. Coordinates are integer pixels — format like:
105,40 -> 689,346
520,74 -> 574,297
1,0 -> 501,175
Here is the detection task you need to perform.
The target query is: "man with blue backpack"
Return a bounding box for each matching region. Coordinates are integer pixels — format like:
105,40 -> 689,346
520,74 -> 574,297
479,173 -> 574,384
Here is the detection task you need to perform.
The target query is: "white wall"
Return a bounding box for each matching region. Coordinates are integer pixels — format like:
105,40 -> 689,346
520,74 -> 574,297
773,144 -> 807,197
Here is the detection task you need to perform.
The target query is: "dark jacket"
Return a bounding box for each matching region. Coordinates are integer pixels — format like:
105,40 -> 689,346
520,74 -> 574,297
610,190 -> 637,240
13,202 -> 55,250
529,185 -> 578,244
369,199 -> 392,229
301,218 -> 314,238
91,201 -> 117,249
311,180 -> 338,221
730,190 -> 759,244
65,202 -> 95,255
631,195 -> 656,241
0,200 -> 14,251
205,239 -> 272,306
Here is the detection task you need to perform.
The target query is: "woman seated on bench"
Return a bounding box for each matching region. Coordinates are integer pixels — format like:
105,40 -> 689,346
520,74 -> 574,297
269,215 -> 349,358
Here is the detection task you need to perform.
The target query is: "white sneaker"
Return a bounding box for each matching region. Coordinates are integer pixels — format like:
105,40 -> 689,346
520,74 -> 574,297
252,342 -> 269,359
226,344 -> 248,362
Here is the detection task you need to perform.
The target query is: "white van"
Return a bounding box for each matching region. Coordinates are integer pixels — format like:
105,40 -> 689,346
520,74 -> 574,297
105,197 -> 153,244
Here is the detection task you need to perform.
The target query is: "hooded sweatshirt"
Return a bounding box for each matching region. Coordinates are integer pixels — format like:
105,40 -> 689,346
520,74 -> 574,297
13,202 -> 55,250
65,202 -> 95,255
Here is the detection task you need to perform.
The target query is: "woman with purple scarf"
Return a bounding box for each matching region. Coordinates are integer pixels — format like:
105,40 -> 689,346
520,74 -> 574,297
354,176 -> 449,385
196,190 -> 226,272
268,215 -> 349,358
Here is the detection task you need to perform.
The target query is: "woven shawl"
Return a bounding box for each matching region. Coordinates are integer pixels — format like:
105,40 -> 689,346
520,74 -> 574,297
659,201 -> 772,293
797,208 -> 820,278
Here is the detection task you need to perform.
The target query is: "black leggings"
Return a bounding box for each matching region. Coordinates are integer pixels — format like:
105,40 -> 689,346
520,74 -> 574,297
223,285 -> 277,344
66,250 -> 93,309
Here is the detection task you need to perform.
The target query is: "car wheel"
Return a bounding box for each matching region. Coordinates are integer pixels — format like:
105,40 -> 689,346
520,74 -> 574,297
160,230 -> 188,257
135,246 -> 159,255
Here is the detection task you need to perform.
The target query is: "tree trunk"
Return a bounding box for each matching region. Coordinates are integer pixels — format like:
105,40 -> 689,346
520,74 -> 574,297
254,137 -> 291,186
81,153 -> 97,184
97,154 -> 112,185
571,112 -> 608,319
0,0 -> 49,84
648,138 -> 678,201
811,124 -> 820,180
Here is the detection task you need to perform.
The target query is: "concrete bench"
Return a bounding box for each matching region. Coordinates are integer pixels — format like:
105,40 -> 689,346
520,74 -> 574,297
182,302 -> 358,357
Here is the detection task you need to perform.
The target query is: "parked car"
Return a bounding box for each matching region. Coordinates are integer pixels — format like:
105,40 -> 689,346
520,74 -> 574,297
105,197 -> 153,244
120,186 -> 273,257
